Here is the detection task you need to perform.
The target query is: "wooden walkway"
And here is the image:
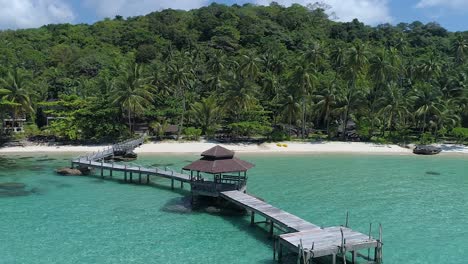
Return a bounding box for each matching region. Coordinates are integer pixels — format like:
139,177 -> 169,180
221,191 -> 382,264
71,135 -> 191,188
221,190 -> 319,232
67,137 -> 383,264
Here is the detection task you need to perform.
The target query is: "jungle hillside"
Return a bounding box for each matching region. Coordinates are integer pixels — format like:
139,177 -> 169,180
1,3 -> 468,144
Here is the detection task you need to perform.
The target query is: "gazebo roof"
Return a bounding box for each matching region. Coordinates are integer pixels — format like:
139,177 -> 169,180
201,145 -> 234,159
183,145 -> 254,174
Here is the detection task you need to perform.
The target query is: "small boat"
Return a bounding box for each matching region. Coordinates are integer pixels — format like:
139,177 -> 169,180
413,145 -> 442,155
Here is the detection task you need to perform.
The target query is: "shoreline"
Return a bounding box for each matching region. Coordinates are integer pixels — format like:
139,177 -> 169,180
0,141 -> 467,156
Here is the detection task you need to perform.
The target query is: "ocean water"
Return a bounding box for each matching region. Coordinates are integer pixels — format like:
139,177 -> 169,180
0,152 -> 467,264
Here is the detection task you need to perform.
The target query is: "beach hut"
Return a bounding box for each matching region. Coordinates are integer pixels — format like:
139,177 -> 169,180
183,145 -> 254,196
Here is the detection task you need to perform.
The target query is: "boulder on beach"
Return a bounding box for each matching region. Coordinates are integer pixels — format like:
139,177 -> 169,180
413,145 -> 442,155
55,167 -> 83,176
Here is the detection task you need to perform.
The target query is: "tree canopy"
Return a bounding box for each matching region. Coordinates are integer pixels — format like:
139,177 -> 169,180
0,3 -> 467,143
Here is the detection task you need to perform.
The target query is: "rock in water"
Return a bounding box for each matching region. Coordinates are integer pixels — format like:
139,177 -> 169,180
0,182 -> 26,190
55,167 -> 83,176
413,145 -> 442,155
113,151 -> 138,162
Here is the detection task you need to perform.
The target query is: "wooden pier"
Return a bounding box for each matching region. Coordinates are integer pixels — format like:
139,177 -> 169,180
221,191 -> 382,264
68,138 -> 383,264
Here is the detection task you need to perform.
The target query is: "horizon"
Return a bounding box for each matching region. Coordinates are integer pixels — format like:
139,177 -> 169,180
0,0 -> 467,32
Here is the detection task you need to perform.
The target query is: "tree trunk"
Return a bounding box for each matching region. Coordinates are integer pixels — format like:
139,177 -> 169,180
302,97 -> 306,140
128,108 -> 132,133
177,91 -> 186,140
326,105 -> 331,139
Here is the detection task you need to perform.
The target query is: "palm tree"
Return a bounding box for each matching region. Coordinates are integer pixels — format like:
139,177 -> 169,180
453,34 -> 467,66
290,60 -> 316,139
190,97 -> 223,135
239,52 -> 262,81
431,99 -> 460,138
281,95 -> 301,137
167,62 -> 193,139
315,79 -> 341,138
261,71 -> 280,101
224,75 -> 258,120
417,52 -> 441,81
341,42 -> 370,140
412,83 -> 443,133
378,82 -> 410,135
0,68 -> 35,119
368,48 -> 399,134
303,41 -> 327,68
111,62 -> 155,132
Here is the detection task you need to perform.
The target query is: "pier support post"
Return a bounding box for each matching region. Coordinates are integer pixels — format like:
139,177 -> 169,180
147,174 -> 150,184
110,169 -> 113,178
100,167 -> 104,178
273,238 -> 276,260
278,243 -> 283,263
139,173 -> 142,184
130,172 -> 133,183
171,179 -> 174,190
269,220 -> 274,237
352,251 -> 356,264
124,171 -> 127,182
180,181 -> 183,189
250,211 -> 255,226
331,254 -> 336,264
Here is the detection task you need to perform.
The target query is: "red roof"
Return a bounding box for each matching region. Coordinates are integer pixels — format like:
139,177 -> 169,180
201,145 -> 234,158
183,145 -> 254,174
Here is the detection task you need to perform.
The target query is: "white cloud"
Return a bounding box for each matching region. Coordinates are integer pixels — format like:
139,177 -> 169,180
416,0 -> 468,9
84,0 -> 210,18
254,0 -> 392,25
0,0 -> 74,29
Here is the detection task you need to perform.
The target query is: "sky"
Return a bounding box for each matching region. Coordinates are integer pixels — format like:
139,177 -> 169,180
0,0 -> 467,31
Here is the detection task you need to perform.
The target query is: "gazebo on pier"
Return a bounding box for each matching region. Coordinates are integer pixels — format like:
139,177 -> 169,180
183,145 -> 254,197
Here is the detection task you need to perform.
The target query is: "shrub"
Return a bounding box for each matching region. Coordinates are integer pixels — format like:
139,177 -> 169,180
228,121 -> 272,138
183,127 -> 202,141
452,127 -> 468,143
419,132 -> 435,144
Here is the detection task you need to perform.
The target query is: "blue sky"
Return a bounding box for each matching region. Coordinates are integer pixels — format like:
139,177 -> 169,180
0,0 -> 467,31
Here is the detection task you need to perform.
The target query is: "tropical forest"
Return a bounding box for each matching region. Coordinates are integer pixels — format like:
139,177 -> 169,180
1,2 -> 468,144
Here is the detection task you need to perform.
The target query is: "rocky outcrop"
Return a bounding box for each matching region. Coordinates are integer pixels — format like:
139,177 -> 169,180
55,167 -> 83,176
413,145 -> 442,155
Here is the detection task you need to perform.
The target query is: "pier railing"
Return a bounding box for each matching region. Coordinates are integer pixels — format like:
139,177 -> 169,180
73,135 -> 145,162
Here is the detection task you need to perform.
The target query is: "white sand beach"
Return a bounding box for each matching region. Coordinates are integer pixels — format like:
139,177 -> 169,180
1,140 -> 467,155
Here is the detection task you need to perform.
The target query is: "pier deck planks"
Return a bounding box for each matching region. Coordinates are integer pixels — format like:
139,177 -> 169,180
220,190 -> 379,262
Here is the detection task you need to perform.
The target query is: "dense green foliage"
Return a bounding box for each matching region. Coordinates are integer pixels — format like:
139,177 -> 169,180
1,3 -> 467,143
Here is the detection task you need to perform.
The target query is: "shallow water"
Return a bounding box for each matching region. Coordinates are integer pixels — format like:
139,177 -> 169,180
0,153 -> 467,263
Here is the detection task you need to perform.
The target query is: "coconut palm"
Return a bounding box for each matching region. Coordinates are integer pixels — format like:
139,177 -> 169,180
315,79 -> 341,138
417,52 -> 441,80
190,97 -> 223,135
261,71 -> 280,101
453,34 -> 467,66
412,83 -> 443,133
378,82 -> 410,135
290,60 -> 316,139
111,62 -> 155,132
341,42 -> 370,140
239,52 -> 262,81
167,62 -> 193,139
0,68 -> 35,119
431,99 -> 460,138
281,95 -> 301,137
303,41 -> 327,68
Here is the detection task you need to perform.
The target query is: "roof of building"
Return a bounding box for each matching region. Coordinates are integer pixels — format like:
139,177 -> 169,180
183,145 -> 254,174
201,145 -> 235,159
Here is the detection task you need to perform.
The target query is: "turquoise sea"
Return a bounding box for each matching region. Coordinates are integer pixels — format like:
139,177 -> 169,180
1,152 -> 467,264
